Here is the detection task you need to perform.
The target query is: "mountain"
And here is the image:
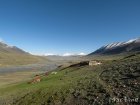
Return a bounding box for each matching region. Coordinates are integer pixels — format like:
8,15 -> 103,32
0,41 -> 29,54
46,55 -> 83,61
0,41 -> 43,66
89,38 -> 140,56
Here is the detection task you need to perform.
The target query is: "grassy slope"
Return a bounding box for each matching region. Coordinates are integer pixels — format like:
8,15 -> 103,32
0,53 -> 47,66
0,71 -> 45,87
0,54 -> 140,105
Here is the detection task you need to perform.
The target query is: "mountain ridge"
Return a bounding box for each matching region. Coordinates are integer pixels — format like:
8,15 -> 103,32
0,41 -> 43,66
89,38 -> 140,56
0,41 -> 29,54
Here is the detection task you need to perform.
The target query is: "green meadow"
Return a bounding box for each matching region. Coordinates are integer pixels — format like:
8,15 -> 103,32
0,53 -> 140,105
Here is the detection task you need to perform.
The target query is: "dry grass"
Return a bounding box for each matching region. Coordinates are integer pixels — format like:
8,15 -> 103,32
0,70 -> 44,87
0,53 -> 47,67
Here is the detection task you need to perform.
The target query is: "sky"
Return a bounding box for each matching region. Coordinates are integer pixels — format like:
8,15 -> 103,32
0,0 -> 140,55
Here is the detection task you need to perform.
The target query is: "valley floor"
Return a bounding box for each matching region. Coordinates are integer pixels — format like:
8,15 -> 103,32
0,54 -> 140,105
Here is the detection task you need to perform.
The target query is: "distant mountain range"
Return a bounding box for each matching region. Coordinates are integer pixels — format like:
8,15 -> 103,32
1,37 -> 140,65
0,41 -> 28,54
46,55 -> 83,61
89,38 -> 140,56
0,41 -> 42,66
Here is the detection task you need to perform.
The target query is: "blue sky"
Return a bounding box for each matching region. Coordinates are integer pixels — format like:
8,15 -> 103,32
0,0 -> 140,55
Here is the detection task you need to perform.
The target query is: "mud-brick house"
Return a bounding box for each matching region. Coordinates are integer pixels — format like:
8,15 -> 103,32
32,75 -> 41,83
89,60 -> 102,66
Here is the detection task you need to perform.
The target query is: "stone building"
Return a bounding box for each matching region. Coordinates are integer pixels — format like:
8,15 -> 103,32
89,60 -> 102,66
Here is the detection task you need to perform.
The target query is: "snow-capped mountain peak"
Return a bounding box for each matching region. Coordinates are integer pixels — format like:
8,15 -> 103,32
124,38 -> 139,44
104,38 -> 140,50
134,38 -> 140,43
89,38 -> 140,56
104,42 -> 124,49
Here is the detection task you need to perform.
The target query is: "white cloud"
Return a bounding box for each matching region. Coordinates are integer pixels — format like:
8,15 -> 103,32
30,52 -> 55,56
78,52 -> 86,55
62,52 -> 86,56
44,53 -> 56,56
30,52 -> 43,56
62,53 -> 73,56
31,52 -> 86,56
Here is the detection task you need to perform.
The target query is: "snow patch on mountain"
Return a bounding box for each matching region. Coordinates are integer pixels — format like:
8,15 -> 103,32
105,42 -> 124,49
103,38 -> 140,50
134,38 -> 140,43
124,38 -> 138,44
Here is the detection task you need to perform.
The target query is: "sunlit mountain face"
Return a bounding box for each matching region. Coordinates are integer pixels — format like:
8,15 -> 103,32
0,41 -> 28,54
89,38 -> 140,55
